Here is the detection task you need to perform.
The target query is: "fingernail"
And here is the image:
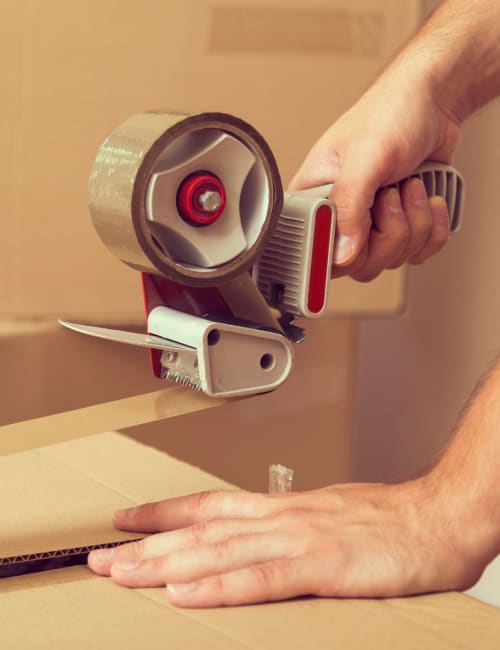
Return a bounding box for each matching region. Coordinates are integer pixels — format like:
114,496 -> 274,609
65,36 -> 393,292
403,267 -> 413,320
113,560 -> 141,571
333,234 -> 354,264
167,582 -> 197,595
411,179 -> 427,205
430,196 -> 449,222
89,548 -> 116,563
388,189 -> 402,212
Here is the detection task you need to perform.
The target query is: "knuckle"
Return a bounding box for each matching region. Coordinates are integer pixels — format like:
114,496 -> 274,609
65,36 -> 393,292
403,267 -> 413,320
408,248 -> 431,265
274,506 -> 309,524
186,490 -> 219,515
346,252 -> 368,278
239,492 -> 269,517
186,521 -> 210,545
387,255 -> 405,270
148,555 -> 169,577
212,539 -> 232,562
207,573 -> 227,603
114,539 -> 144,562
187,489 -> 269,520
408,256 -> 425,266
277,507 -> 334,540
301,513 -> 332,536
431,226 -> 450,246
249,562 -> 279,595
134,501 -> 161,526
409,214 -> 432,239
352,267 -> 381,283
391,221 -> 410,246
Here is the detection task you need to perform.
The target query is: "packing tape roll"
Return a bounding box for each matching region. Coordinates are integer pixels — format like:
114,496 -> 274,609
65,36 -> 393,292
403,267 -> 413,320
89,112 -> 283,287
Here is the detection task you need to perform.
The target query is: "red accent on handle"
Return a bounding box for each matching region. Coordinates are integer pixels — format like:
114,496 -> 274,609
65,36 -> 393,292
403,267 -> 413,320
177,172 -> 226,225
307,205 -> 333,314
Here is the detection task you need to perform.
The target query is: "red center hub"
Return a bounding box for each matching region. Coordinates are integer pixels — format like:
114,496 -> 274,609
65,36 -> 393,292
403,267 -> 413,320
176,172 -> 227,226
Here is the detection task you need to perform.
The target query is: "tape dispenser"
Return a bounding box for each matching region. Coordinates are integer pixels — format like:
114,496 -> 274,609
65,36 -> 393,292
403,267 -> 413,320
61,112 -> 464,397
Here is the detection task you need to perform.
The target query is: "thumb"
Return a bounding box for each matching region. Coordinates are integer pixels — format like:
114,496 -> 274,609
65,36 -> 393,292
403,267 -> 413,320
288,148 -> 341,192
330,143 -> 388,266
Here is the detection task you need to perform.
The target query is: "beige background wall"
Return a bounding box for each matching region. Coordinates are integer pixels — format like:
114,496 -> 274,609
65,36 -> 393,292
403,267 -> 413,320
352,100 -> 500,483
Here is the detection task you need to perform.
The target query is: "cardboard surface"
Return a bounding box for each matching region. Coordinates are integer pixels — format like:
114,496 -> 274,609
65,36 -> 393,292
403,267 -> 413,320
0,0 -> 413,321
2,433 -> 499,649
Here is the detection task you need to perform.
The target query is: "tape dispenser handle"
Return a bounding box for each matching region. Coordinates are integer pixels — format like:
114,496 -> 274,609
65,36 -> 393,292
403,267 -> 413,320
295,161 -> 464,234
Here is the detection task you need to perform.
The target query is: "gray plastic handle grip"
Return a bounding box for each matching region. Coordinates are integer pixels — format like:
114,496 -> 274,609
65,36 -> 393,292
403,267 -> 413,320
296,162 -> 464,234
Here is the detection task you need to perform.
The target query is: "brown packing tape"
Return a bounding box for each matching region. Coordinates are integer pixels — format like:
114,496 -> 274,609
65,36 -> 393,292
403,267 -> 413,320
0,387 -> 226,457
89,112 -> 283,288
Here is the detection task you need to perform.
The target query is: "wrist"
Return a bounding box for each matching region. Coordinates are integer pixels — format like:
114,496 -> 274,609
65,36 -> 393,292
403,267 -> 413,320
420,466 -> 500,573
384,476 -> 492,592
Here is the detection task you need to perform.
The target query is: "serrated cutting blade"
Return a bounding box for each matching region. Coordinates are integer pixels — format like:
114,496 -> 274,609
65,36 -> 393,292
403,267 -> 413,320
59,321 -> 201,388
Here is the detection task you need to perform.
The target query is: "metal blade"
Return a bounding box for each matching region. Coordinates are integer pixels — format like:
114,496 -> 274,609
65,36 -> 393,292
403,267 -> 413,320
59,321 -> 192,353
60,321 -> 201,389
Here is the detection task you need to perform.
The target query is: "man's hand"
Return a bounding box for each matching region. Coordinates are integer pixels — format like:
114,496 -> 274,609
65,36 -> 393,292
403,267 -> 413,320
288,68 -> 461,281
290,0 -> 500,282
88,478 -> 484,608
88,354 -> 500,608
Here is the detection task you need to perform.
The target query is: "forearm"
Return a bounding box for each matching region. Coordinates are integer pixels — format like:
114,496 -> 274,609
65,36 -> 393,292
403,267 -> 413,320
386,0 -> 500,122
428,354 -> 500,563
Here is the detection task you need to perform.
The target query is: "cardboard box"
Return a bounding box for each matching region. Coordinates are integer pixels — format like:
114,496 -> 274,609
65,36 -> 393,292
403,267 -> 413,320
2,431 -> 499,648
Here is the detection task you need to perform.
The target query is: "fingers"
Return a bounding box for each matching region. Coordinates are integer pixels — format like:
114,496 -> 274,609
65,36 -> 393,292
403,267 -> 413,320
386,178 -> 434,269
290,136 -> 392,270
408,196 -> 450,264
112,490 -> 269,533
349,179 -> 451,282
89,515 -> 278,576
348,189 -> 409,282
329,142 -> 388,267
86,481 -> 467,607
289,147 -> 342,191
166,557 -> 311,608
110,532 -> 292,589
89,511 -> 306,607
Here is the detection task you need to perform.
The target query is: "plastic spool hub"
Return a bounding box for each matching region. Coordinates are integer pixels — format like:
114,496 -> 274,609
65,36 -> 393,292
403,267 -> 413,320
177,173 -> 226,226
